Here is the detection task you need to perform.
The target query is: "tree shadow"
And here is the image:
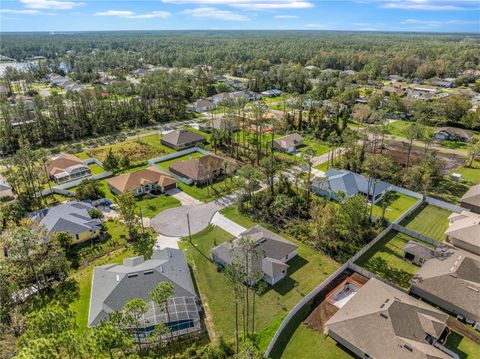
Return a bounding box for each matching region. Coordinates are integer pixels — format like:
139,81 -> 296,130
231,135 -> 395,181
444,332 -> 468,359
364,256 -> 413,289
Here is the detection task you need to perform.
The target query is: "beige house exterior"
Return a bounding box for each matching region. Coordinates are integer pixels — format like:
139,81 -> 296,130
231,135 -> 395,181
107,167 -> 176,196
445,211 -> 480,256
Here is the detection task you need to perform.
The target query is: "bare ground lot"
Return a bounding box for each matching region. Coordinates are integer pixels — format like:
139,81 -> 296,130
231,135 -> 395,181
381,140 -> 465,175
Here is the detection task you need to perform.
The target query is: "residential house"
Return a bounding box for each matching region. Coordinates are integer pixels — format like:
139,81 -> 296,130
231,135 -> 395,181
410,90 -> 433,101
160,129 -> 206,150
326,278 -> 452,359
107,167 -> 176,196
271,133 -> 304,154
387,75 -> 404,83
186,99 -> 216,113
199,118 -> 239,132
31,201 -> 102,242
211,225 -> 298,285
434,127 -> 473,142
403,240 -> 436,265
445,211 -> 480,255
13,94 -> 34,110
88,248 -> 201,338
384,86 -> 407,97
343,70 -> 357,76
0,176 -> 14,200
169,155 -> 226,184
460,184 -> 480,213
261,89 -> 282,98
227,79 -> 248,90
231,90 -> 261,102
47,153 -> 92,184
410,244 -> 480,323
209,92 -> 232,105
311,169 -> 392,204
431,78 -> 455,88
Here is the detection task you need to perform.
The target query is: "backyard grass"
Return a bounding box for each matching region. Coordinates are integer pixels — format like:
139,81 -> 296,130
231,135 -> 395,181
371,192 -> 419,222
445,330 -> 480,359
220,205 -> 257,229
180,224 -> 340,346
401,204 -> 451,241
454,160 -> 480,185
300,140 -> 331,157
314,160 -> 330,172
279,324 -> 353,359
355,230 -> 433,289
88,163 -> 105,175
428,178 -> 470,204
177,178 -> 239,203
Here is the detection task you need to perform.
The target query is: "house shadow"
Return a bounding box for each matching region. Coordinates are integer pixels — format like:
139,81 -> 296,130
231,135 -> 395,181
271,276 -> 299,296
285,255 -> 308,276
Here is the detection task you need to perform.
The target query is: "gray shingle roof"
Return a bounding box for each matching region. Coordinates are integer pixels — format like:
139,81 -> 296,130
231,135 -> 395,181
161,129 -> 205,147
32,201 -> 102,237
326,278 -> 450,359
88,248 -> 198,327
411,244 -> 480,320
313,169 -> 391,199
211,225 -> 297,280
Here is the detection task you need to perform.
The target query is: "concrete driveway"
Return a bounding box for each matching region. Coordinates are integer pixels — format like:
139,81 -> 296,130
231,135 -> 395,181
150,194 -> 237,237
166,188 -> 202,206
210,212 -> 246,237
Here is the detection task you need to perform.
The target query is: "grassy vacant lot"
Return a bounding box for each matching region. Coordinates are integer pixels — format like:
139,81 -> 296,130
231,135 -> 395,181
88,163 -> 105,175
180,224 -> 339,350
371,192 -> 419,222
220,205 -> 257,229
355,230 -> 433,289
177,178 -> 239,203
401,204 -> 451,241
445,330 -> 480,359
157,151 -> 204,171
280,324 -> 353,359
428,178 -> 470,204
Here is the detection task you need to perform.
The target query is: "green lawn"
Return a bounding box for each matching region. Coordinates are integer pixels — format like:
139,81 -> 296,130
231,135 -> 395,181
314,161 -> 330,172
280,325 -> 353,359
445,330 -> 480,359
454,160 -> 480,185
299,140 -> 331,157
428,178 -> 470,204
157,151 -> 204,170
180,224 -> 340,347
177,178 -> 239,203
220,205 -> 257,229
401,204 -> 451,241
88,163 -> 105,175
355,230 -> 433,289
371,192 -> 419,222
136,194 -> 181,218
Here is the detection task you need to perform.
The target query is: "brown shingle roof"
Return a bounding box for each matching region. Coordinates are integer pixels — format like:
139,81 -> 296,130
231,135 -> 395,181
47,153 -> 84,176
169,155 -> 225,181
161,129 -> 205,147
461,184 -> 480,207
106,167 -> 176,193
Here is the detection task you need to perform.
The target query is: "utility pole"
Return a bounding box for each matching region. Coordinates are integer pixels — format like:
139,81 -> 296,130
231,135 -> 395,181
187,213 -> 192,243
139,206 -> 145,236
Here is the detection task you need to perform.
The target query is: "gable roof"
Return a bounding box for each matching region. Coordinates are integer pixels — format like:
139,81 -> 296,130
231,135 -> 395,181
445,211 -> 480,253
411,244 -> 480,320
326,278 -> 450,359
106,167 -> 176,193
88,248 -> 198,327
32,201 -> 102,237
47,153 -> 85,176
460,184 -> 480,207
272,133 -> 304,149
169,155 -> 225,181
211,225 -> 297,279
313,169 -> 391,199
161,129 -> 205,147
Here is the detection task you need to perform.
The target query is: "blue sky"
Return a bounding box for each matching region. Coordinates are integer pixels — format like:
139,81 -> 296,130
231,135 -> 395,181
1,0 -> 479,32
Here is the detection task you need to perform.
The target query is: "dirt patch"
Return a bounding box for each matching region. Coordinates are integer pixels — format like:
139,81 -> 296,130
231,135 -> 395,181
381,140 -> 465,175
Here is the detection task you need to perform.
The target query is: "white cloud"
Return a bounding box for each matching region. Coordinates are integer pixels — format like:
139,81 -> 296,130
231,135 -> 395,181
380,1 -> 467,10
305,23 -> 327,29
183,7 -> 250,21
0,9 -> 41,14
274,15 -> 299,18
94,10 -> 171,19
20,0 -> 84,10
163,0 -> 314,10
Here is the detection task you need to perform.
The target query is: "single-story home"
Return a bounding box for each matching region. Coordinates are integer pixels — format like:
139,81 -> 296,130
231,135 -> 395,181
311,169 -> 392,204
445,211 -> 480,256
31,201 -> 102,242
387,75 -> 404,83
0,176 -> 14,200
270,133 -> 304,154
409,90 -> 433,101
199,118 -> 239,132
383,86 -> 407,97
402,240 -> 436,265
211,225 -> 298,285
261,89 -> 282,98
186,99 -> 216,113
88,248 -> 201,339
431,78 -> 455,88
160,129 -> 206,150
410,244 -> 480,323
434,127 -> 473,142
326,278 -> 452,359
460,184 -> 480,214
169,155 -> 226,185
107,167 -> 176,196
47,153 -> 92,184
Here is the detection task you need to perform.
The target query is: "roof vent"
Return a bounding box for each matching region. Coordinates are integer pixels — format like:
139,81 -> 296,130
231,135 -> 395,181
127,273 -> 138,278
467,286 -> 479,292
404,345 -> 413,352
144,270 -> 154,275
116,275 -> 120,282
160,266 -> 163,273
380,313 -> 388,319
